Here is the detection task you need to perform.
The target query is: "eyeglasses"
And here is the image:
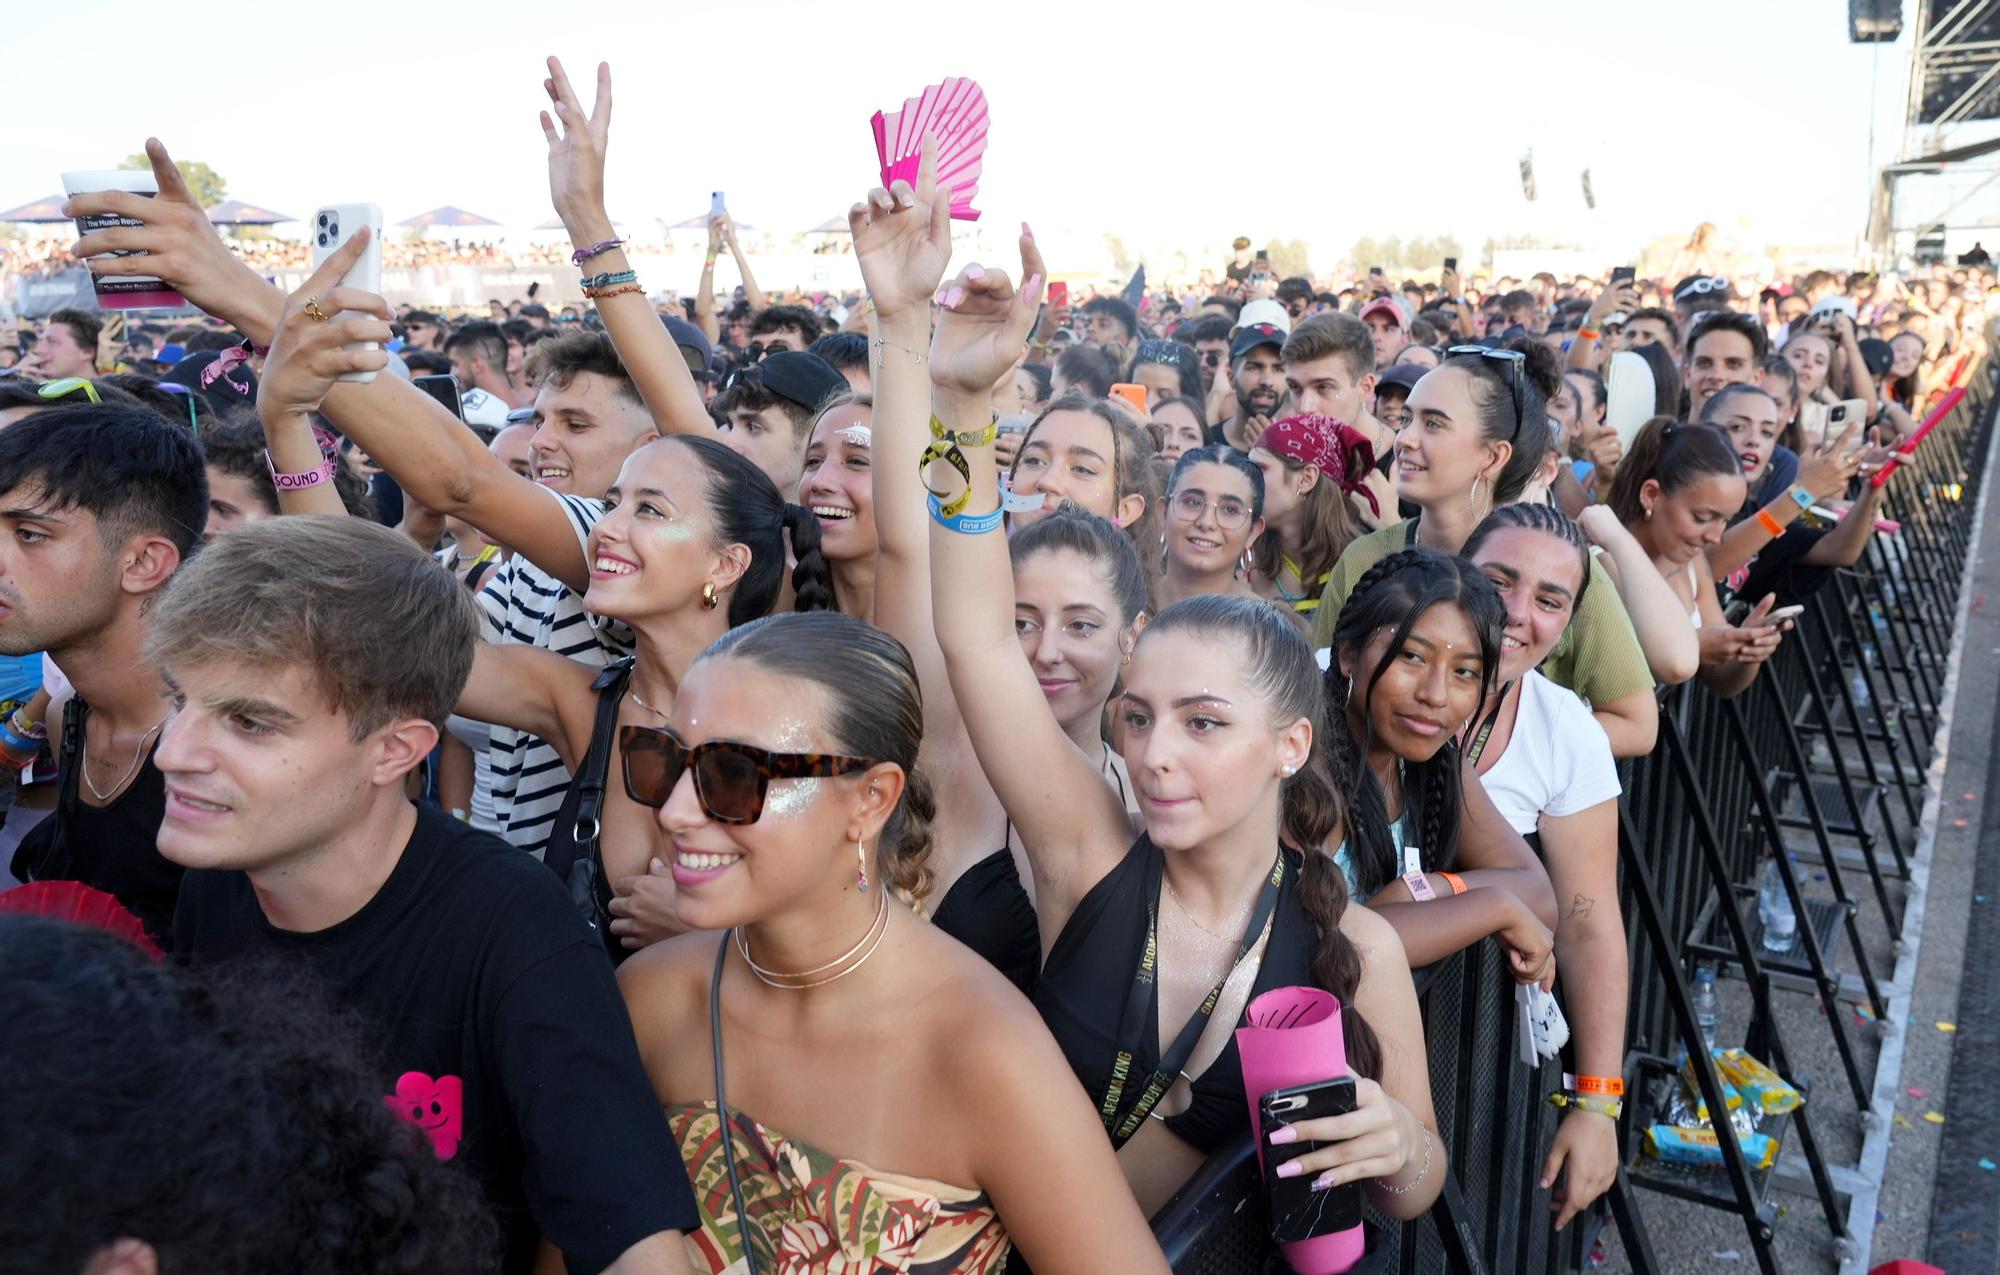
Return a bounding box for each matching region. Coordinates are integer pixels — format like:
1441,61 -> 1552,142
1674,276 -> 1730,301
156,382 -> 198,430
617,725 -> 876,824
37,377 -> 99,405
1445,345 -> 1527,440
1169,489 -> 1254,531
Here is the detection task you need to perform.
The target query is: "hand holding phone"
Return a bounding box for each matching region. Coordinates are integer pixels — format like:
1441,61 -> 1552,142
1258,1078 -> 1364,1242
309,204 -> 386,384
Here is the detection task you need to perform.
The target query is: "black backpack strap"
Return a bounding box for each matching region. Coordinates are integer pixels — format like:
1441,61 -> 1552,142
545,658 -> 633,881
14,696 -> 87,883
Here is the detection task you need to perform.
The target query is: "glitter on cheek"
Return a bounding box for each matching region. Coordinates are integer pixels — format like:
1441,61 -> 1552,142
761,720 -> 822,820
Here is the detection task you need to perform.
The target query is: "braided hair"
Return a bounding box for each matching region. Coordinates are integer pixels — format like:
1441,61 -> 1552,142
1322,548 -> 1504,899
661,434 -> 835,623
1461,502 -> 1592,612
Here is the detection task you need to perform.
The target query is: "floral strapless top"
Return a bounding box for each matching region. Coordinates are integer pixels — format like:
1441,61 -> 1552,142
669,1101 -> 1011,1274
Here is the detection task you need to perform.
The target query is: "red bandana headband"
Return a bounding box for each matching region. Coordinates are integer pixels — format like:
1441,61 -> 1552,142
1256,414 -> 1380,517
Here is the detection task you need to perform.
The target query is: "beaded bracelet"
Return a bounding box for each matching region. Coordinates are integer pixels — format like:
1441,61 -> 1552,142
926,492 -> 1004,534
583,283 -> 644,300
571,238 -> 625,265
581,270 -> 638,289
7,706 -> 46,742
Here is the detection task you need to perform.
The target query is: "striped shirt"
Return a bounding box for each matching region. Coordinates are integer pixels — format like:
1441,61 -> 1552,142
476,490 -> 631,858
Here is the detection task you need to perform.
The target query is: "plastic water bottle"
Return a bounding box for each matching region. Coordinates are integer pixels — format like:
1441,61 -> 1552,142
1850,666 -> 1873,712
1760,858 -> 1799,954
1691,967 -> 1721,1050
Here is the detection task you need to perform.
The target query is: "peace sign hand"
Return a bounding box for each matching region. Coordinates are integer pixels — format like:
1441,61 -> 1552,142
850,132 -> 953,323
540,57 -> 613,235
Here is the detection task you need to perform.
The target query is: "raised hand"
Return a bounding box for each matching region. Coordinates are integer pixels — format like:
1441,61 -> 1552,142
258,228 -> 393,422
929,226 -> 1046,398
540,57 -> 612,235
849,132 -> 953,322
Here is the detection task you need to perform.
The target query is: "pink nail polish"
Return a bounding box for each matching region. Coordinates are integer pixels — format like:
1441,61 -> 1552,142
1311,1172 -> 1337,1192
1268,1126 -> 1297,1145
945,287 -> 966,308
1274,1159 -> 1303,1179
965,264 -> 986,280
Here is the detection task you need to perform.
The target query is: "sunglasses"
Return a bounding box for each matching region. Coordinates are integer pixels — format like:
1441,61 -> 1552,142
1445,346 -> 1527,441
1137,339 -> 1195,368
1674,276 -> 1730,301
618,725 -> 876,824
156,382 -> 198,430
37,377 -> 100,405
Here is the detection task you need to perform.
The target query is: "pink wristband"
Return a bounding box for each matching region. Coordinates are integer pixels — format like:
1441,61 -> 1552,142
266,450 -> 334,492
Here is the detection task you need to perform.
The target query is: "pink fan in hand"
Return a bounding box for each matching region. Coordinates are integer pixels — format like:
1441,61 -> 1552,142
870,77 -> 989,221
0,880 -> 163,959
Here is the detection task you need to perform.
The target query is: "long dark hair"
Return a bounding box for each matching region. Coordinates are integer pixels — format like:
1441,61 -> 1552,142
1130,339 -> 1204,401
1008,508 -> 1150,627
1139,595 -> 1380,1080
1323,548 -> 1503,899
1461,502 -> 1592,613
667,434 -> 834,622
1604,418 -> 1740,526
1433,338 -> 1558,504
1166,445 -> 1265,523
698,612 -> 935,906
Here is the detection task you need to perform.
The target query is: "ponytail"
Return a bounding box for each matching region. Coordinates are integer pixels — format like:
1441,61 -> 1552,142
1604,416 -> 1738,526
782,503 -> 835,614
878,764 -> 937,911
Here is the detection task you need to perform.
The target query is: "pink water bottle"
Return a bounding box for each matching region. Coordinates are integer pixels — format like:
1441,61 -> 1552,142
1236,986 -> 1368,1274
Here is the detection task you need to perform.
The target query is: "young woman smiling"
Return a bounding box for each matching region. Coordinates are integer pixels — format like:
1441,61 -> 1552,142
1321,549 -> 1560,974
1149,393 -> 1208,463
616,612 -> 1169,1273
797,393 -> 878,620
1606,419 -> 1788,698
925,236 -> 1442,1220
1155,445 -> 1266,609
1459,504 -> 1629,1233
1309,341 -> 1664,758
849,142 -> 1144,992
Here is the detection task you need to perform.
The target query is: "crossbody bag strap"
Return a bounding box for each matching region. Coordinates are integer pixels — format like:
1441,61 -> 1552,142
545,658 -> 633,880
711,932 -> 759,1275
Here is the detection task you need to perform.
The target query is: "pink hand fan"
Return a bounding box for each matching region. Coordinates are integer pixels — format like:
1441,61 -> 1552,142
870,77 -> 988,221
0,880 -> 164,959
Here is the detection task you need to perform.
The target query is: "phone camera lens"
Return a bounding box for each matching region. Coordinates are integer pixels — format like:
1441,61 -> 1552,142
317,213 -> 328,227
317,233 -> 328,246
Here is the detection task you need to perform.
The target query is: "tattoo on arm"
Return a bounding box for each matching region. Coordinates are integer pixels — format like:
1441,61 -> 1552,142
1567,893 -> 1595,920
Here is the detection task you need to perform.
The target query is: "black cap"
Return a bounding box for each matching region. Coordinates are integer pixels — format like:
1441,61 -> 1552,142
743,351 -> 846,413
1376,363 -> 1428,394
663,316 -> 713,365
1229,322 -> 1286,360
1856,337 -> 1895,379
403,310 -> 441,326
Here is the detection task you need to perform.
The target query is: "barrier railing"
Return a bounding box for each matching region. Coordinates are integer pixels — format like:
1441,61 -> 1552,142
1154,348 -> 1996,1274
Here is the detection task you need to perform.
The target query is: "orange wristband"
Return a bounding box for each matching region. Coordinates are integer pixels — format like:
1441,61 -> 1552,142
1570,1073 -> 1625,1097
1440,871 -> 1467,896
1579,327 -> 1601,342
1755,508 -> 1786,537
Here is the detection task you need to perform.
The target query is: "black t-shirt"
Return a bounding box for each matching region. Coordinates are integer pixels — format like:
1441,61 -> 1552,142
173,805 -> 696,1275
10,697 -> 179,947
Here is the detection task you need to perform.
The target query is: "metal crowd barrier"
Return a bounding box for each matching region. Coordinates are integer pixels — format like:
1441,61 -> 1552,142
1154,350 -> 1996,1274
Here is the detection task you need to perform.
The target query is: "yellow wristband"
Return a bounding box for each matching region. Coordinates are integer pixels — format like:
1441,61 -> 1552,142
930,414 -> 998,448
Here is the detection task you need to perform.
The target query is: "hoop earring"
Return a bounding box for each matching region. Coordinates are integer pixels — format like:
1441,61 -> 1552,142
701,581 -> 719,610
855,837 -> 870,893
1468,476 -> 1487,518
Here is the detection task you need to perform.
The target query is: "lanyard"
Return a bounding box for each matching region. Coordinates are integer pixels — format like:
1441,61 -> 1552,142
1098,846 -> 1286,1144
1465,682 -> 1516,770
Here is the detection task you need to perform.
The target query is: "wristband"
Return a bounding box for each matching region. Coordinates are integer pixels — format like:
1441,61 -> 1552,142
1547,1091 -> 1623,1119
580,270 -> 638,288
265,450 -> 334,492
570,237 -> 625,265
1402,869 -> 1437,902
1755,508 -> 1786,538
926,492 -> 1004,534
918,441 -> 975,517
0,721 -> 41,758
1567,1073 -> 1626,1097
1788,484 -> 1814,511
929,414 -> 999,448
704,253 -> 718,268
583,283 -> 643,300
1000,476 -> 1046,514
1439,871 -> 1467,896
6,706 -> 46,742
1578,327 -> 1601,341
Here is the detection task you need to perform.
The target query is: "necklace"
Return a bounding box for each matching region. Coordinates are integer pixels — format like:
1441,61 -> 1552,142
1164,874 -> 1255,943
83,713 -> 168,803
628,684 -> 671,720
735,891 -> 890,990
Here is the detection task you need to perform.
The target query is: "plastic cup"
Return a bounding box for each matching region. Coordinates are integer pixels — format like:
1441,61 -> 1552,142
61,169 -> 185,311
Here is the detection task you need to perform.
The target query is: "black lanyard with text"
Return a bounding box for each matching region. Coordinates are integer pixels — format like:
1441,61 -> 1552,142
1465,682 -> 1516,769
1098,846 -> 1286,1144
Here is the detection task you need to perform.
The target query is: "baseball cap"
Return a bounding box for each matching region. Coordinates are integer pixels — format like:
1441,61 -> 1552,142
1229,322 -> 1287,361
1359,296 -> 1409,329
741,351 -> 846,413
458,387 -> 512,433
1856,337 -> 1894,379
151,343 -> 187,366
662,316 -> 714,368
1809,295 -> 1859,323
1376,363 -> 1428,394
1236,299 -> 1293,336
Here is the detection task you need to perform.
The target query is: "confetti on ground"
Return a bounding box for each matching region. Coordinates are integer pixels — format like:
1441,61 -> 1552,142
1979,894 -> 1990,903
1910,1087 -> 1930,1098
1940,1022 -> 1959,1033
1926,1111 -> 1948,1124
1982,1158 -> 1998,1171
1965,792 -> 1978,801
1711,1252 -> 1741,1262
1859,1005 -> 1877,1020
1954,818 -> 1970,828
1895,1114 -> 1915,1128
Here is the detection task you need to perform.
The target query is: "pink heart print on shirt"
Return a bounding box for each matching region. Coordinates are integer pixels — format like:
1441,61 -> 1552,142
385,1071 -> 463,1160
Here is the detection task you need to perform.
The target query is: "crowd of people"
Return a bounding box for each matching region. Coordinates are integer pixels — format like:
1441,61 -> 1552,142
2,54 -> 1995,1275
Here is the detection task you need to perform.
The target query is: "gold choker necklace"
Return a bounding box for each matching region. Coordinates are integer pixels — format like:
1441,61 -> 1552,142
735,892 -> 890,990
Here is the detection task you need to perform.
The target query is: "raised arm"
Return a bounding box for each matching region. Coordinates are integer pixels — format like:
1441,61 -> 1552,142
542,58 -> 711,438
723,215 -> 766,312
849,137 -> 958,746
1577,506 -> 1698,685
694,218 -> 723,347
927,233 -> 1132,921
1705,421 -> 1860,582
1567,279 -> 1637,372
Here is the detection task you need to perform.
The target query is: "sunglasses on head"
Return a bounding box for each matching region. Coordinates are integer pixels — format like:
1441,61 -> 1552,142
156,382 -> 198,430
1674,276 -> 1730,301
1445,346 -> 1528,441
37,376 -> 99,405
618,725 -> 876,824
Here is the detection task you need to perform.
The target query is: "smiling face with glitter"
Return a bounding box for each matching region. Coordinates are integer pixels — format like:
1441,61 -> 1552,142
587,437 -> 726,621
800,401 -> 878,564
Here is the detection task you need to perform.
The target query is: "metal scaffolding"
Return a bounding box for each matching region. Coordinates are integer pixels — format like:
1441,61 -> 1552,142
1867,0 -> 2000,259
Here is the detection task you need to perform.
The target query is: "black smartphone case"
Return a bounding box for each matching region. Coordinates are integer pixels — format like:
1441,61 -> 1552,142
1258,1078 -> 1364,1243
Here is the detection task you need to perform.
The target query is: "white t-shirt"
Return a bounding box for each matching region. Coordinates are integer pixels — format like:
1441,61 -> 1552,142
1479,671 -> 1622,836
475,488 -> 631,858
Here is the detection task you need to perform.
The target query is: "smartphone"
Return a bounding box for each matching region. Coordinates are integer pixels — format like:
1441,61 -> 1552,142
1610,266 -> 1635,285
413,373 -> 463,422
102,312 -> 127,344
1753,604 -> 1806,626
1109,382 -> 1149,414
1723,597 -> 1752,626
1443,257 -> 1458,272
526,280 -> 541,299
309,203 -> 385,384
710,190 -> 727,218
1047,281 -> 1069,310
1826,399 -> 1870,435
1258,1078 -> 1363,1242
1369,266 -> 1385,278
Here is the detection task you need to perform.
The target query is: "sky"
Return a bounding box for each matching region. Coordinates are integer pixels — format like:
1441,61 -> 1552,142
5,0 -> 1980,273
